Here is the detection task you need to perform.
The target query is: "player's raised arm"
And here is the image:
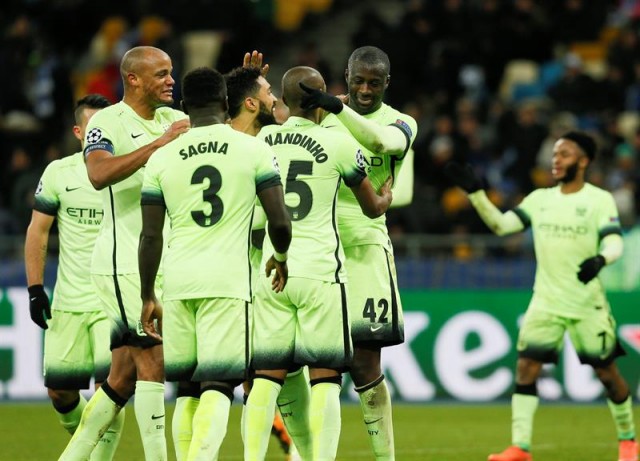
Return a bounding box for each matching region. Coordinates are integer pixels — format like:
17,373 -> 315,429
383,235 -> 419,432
85,119 -> 189,190
300,83 -> 408,156
445,162 -> 525,236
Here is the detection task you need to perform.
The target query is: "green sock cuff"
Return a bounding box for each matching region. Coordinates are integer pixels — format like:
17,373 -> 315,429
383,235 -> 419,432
135,380 -> 165,393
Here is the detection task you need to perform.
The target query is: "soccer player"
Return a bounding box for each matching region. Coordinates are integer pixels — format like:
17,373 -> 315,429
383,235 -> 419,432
225,63 -> 301,461
138,66 -> 292,461
244,65 -> 393,461
300,45 -> 418,460
25,94 -> 124,460
445,131 -> 638,461
58,46 -> 189,461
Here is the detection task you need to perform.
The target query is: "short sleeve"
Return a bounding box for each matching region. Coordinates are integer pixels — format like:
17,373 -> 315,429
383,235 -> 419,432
389,113 -> 418,155
255,144 -> 282,193
140,157 -> 165,206
336,135 -> 367,188
84,111 -> 116,158
33,162 -> 60,215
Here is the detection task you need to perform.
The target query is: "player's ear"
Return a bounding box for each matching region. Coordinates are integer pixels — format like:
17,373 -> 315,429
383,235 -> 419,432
72,125 -> 82,141
344,68 -> 349,85
385,74 -> 390,90
245,96 -> 257,112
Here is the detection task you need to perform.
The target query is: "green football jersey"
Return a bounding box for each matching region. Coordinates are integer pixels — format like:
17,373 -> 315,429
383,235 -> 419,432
141,124 -> 281,301
33,152 -> 103,312
321,102 -> 417,249
83,101 -> 187,275
259,116 -> 367,283
513,183 -> 622,318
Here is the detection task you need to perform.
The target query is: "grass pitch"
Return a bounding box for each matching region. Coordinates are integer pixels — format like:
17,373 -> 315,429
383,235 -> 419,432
0,402 -> 635,460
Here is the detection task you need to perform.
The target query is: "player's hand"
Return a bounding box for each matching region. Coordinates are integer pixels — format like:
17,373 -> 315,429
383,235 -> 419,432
379,175 -> 393,197
443,162 -> 483,194
28,284 -> 51,329
140,297 -> 163,341
299,83 -> 344,114
243,50 -> 269,76
265,255 -> 288,293
577,255 -> 606,284
157,119 -> 190,147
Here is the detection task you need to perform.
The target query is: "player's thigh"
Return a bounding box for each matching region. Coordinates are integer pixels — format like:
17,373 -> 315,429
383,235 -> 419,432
568,305 -> 625,366
44,310 -> 94,389
517,306 -> 568,363
88,309 -> 111,383
344,244 -> 404,347
164,298 -> 197,382
252,275 -> 297,370
193,297 -> 250,382
91,273 -> 162,349
293,278 -> 352,371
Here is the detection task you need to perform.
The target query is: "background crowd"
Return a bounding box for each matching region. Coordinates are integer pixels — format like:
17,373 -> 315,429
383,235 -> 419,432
1,0 -> 640,245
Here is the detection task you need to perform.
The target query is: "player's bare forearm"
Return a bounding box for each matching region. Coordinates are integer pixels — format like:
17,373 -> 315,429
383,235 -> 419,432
24,212 -> 54,285
258,185 -> 292,254
139,234 -> 162,301
352,176 -> 393,219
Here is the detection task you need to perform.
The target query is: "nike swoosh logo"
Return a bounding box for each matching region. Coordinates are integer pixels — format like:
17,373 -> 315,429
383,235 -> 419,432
131,133 -> 144,139
277,400 -> 297,407
370,325 -> 383,332
65,186 -> 81,192
365,417 -> 383,425
151,414 -> 164,420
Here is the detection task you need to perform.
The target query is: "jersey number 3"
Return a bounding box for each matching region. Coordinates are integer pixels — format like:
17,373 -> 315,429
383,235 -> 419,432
285,160 -> 313,221
191,165 -> 224,227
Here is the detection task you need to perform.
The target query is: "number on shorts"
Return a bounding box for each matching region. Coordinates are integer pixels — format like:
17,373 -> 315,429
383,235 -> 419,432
190,165 -> 224,227
362,297 -> 389,323
284,160 -> 313,221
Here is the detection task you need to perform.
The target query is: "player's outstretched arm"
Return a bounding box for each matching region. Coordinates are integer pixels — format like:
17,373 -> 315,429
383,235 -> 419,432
258,184 -> 292,292
577,234 -> 623,284
138,203 -> 166,340
350,176 -> 393,219
299,83 -> 407,156
444,162 -> 524,236
86,119 -> 190,190
24,210 -> 54,329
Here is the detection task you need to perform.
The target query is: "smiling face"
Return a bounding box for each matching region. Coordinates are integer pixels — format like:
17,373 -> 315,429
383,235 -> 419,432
345,61 -> 389,115
552,138 -> 589,183
132,49 -> 176,108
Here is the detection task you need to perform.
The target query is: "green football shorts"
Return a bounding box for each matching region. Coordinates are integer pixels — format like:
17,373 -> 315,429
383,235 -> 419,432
252,275 -> 352,371
344,244 -> 404,347
43,309 -> 111,389
517,300 -> 625,367
163,297 -> 250,383
92,274 -> 163,349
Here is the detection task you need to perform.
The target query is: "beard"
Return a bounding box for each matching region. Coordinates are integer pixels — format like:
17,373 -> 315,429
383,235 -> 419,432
256,101 -> 277,128
558,160 -> 579,183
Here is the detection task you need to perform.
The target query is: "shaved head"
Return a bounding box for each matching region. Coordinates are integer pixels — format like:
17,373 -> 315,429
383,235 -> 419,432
281,66 -> 325,110
120,46 -> 169,81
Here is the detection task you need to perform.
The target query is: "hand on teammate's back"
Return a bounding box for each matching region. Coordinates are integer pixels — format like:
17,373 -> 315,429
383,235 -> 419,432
577,255 -> 606,284
379,175 -> 394,203
156,119 -> 190,147
28,284 -> 51,329
299,82 -> 344,114
265,256 -> 288,293
443,162 -> 484,194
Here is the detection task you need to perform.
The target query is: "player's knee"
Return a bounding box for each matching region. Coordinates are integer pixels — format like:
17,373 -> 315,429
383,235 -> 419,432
47,388 -> 80,408
515,358 -> 542,384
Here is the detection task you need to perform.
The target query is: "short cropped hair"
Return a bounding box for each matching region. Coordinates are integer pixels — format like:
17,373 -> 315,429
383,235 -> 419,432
561,131 -> 597,161
74,94 -> 110,124
348,46 -> 390,75
224,67 -> 262,118
182,67 -> 227,109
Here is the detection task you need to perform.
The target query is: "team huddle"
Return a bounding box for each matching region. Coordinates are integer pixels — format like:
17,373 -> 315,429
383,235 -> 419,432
24,44 -> 638,461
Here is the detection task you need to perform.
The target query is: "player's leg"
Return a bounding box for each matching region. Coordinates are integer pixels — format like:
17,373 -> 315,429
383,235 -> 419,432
489,307 -> 566,461
345,245 -> 403,461
570,309 -> 637,461
247,276 -> 298,460
277,367 -> 309,458
296,279 -> 352,461
58,346 -> 136,461
164,298 -> 199,461
90,309 -> 125,461
187,298 -> 249,461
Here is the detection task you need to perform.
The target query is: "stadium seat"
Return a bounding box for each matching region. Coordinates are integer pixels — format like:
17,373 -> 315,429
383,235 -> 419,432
498,60 -> 540,102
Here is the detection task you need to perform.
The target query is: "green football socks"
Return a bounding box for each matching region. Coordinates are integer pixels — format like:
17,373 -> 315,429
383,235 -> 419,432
134,380 -> 167,461
187,389 -> 231,461
279,369 -> 312,459
56,395 -> 87,435
244,378 -> 281,460
172,396 -> 199,460
608,394 -> 636,440
90,408 -> 125,461
356,376 -> 395,460
511,393 -> 539,450
309,381 -> 342,461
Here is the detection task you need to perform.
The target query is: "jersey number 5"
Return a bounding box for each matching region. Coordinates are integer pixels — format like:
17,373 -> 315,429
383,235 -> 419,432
285,160 -> 313,221
191,165 -> 224,227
